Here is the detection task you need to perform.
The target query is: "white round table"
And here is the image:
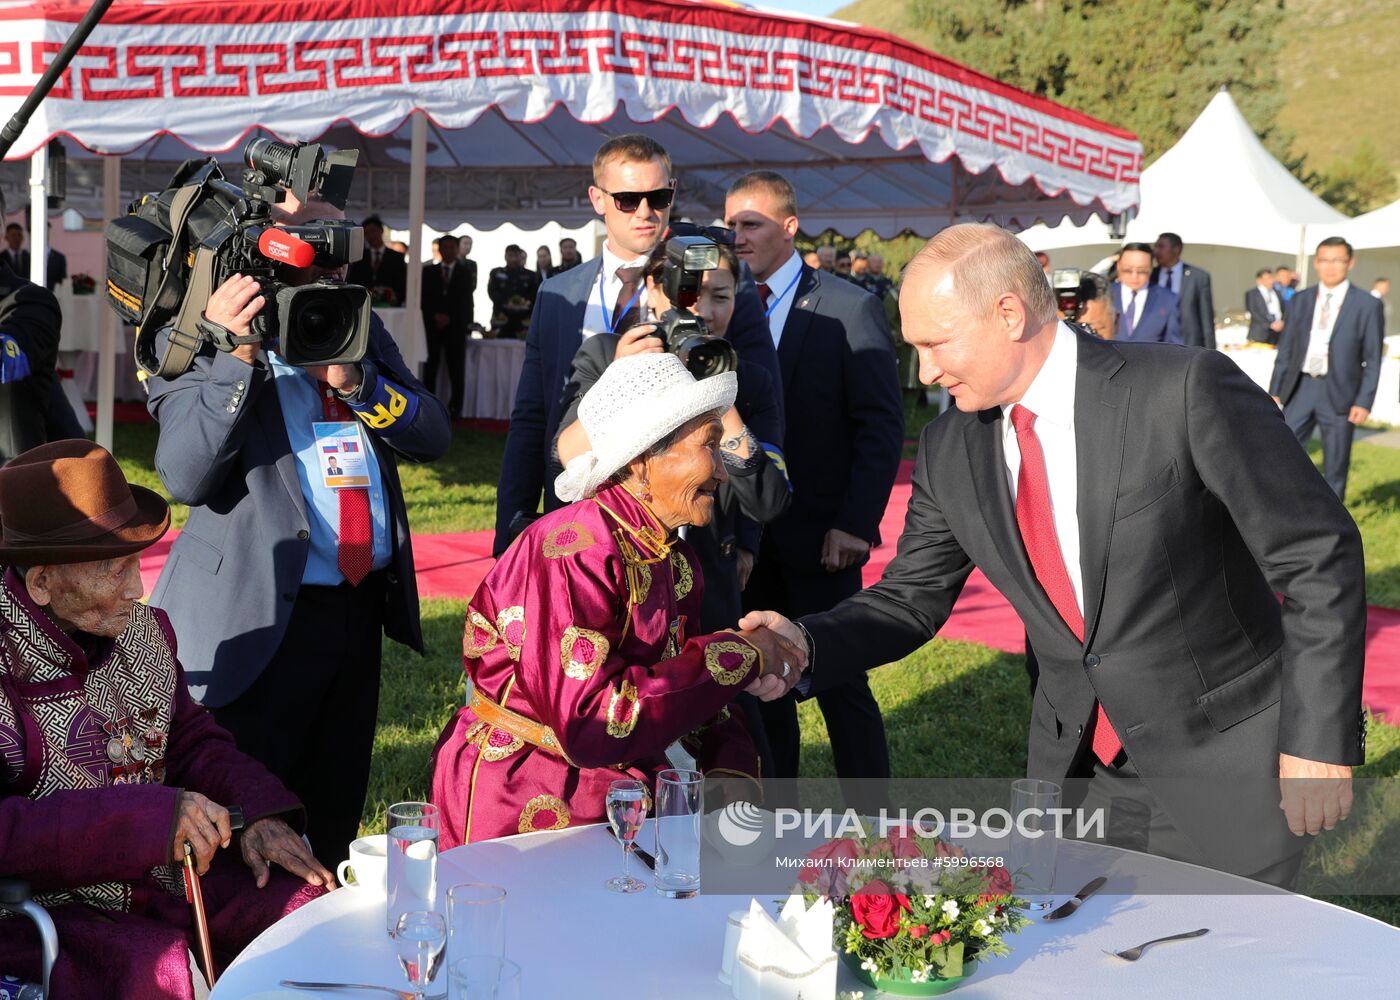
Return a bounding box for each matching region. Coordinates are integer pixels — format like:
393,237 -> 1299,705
211,823 -> 1400,999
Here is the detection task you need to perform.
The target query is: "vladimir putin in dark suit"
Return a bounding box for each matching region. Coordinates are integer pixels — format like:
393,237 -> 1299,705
743,224 -> 1366,886
725,170 -> 905,792
1269,236 -> 1385,501
1152,232 -> 1215,349
420,233 -> 476,417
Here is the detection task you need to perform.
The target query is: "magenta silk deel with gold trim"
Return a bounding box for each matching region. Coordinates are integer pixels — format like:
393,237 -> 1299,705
430,483 -> 763,846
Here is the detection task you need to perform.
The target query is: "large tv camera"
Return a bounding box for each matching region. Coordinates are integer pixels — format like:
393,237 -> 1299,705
653,235 -> 737,380
105,138 -> 370,378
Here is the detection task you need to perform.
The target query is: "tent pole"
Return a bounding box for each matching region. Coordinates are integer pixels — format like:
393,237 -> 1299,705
27,145 -> 47,288
1296,226 -> 1308,279
97,155 -> 120,453
404,110 -> 428,373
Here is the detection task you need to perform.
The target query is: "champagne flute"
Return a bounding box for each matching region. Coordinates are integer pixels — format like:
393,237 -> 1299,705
605,778 -> 649,893
395,910 -> 447,1000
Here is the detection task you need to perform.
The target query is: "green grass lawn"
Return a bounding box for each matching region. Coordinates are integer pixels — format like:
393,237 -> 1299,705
109,418 -> 1400,923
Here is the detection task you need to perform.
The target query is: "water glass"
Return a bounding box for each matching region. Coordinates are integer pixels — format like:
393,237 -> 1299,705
1009,777 -> 1061,910
447,883 -> 506,972
654,768 -> 703,898
449,955 -> 521,1000
605,778 -> 649,893
388,801 -> 440,933
394,910 -> 447,1000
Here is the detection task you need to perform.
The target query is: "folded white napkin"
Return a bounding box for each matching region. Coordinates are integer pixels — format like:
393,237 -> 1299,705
731,896 -> 836,1000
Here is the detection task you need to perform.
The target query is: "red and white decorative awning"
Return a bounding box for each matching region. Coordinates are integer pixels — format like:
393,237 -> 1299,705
0,0 -> 1141,233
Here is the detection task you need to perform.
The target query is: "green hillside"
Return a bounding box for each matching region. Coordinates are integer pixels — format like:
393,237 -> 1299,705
834,0 -> 1397,187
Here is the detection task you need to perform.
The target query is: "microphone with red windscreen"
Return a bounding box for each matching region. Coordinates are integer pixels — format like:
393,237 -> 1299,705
256,228 -> 316,269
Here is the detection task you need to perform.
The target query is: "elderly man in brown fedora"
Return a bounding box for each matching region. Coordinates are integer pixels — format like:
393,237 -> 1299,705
0,440 -> 335,1000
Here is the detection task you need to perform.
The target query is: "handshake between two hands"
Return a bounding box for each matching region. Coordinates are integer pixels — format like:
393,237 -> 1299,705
735,610 -> 808,702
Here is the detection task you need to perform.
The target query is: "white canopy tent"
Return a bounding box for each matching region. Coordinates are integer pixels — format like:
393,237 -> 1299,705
0,0 -> 1142,447
1335,198 -> 1400,251
1018,89 -> 1355,304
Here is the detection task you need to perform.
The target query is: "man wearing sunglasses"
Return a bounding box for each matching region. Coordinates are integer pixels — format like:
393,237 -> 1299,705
494,134 -> 781,556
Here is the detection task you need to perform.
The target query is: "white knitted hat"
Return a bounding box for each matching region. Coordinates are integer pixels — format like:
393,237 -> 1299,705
554,353 -> 737,503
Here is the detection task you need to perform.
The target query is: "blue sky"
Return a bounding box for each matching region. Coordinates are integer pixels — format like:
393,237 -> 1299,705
750,1 -> 850,17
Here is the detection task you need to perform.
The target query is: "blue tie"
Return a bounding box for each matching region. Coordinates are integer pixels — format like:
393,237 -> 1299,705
1118,291 -> 1139,338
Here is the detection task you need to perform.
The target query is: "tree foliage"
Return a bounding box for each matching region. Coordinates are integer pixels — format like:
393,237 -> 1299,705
1306,141 -> 1398,217
904,0 -> 1290,165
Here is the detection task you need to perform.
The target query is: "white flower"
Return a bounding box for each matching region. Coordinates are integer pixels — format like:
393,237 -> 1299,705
923,894 -> 939,908
941,900 -> 960,920
910,968 -> 930,984
860,958 -> 880,975
839,993 -> 865,1000
974,918 -> 992,936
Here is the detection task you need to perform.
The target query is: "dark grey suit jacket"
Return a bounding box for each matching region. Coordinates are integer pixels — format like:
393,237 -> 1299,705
1153,262 -> 1215,349
802,333 -> 1366,871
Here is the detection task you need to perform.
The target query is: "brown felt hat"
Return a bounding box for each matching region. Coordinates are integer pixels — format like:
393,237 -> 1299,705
0,439 -> 170,566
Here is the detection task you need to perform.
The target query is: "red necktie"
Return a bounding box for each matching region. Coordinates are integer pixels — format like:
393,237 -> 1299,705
320,382 -> 373,586
1009,405 -> 1121,767
758,283 -> 772,308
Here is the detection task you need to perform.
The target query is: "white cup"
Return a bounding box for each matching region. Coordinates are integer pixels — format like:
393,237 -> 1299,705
337,834 -> 388,893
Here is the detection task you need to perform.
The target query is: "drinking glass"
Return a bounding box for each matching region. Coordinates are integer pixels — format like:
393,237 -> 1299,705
447,883 -> 506,972
605,778 -> 649,893
1009,777 -> 1061,910
394,910 -> 447,1000
388,801 -> 440,933
654,768 -> 703,898
449,955 -> 521,1000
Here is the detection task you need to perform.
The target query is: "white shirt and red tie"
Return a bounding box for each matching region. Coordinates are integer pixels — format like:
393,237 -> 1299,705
1002,322 -> 1122,766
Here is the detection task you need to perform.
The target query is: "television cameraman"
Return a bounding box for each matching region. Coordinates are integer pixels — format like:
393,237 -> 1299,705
554,232 -> 791,776
144,194 -> 450,857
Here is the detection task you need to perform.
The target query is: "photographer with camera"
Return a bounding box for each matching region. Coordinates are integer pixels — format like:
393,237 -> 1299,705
554,232 -> 790,774
1052,267 -> 1118,340
143,188 -> 450,859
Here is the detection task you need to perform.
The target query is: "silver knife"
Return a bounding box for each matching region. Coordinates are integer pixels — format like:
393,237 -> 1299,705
607,825 -> 658,871
1042,876 -> 1107,921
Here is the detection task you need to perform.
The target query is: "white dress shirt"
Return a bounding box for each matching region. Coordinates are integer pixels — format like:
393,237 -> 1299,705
1303,280 -> 1349,377
581,242 -> 649,339
759,250 -> 805,349
1003,321 -> 1083,613
1157,261 -> 1183,294
1258,284 -> 1281,321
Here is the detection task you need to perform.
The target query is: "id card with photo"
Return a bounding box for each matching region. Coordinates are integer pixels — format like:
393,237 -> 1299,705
314,421 -> 371,488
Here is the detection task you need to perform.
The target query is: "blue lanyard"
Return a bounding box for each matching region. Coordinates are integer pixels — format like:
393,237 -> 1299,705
599,269 -> 644,335
764,267 -> 803,318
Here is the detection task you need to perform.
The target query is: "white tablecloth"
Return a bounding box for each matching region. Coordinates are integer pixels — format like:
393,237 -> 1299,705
211,823 -> 1399,999
1219,343 -> 1400,426
377,309 -> 524,420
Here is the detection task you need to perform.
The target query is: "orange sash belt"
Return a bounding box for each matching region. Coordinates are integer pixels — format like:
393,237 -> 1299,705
469,686 -> 573,763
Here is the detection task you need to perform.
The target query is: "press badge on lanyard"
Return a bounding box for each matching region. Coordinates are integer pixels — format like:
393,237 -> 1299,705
314,421 -> 371,488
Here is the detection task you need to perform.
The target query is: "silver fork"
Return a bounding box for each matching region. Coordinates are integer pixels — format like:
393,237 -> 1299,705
1104,927 -> 1210,961
280,980 -> 446,1000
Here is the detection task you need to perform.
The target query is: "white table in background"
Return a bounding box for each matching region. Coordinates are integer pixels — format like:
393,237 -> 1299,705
211,822 -> 1400,1000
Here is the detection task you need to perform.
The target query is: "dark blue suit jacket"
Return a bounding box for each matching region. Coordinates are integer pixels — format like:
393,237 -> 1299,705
1110,282 -> 1181,344
1269,284 -> 1385,415
146,315 -> 451,707
492,254 -> 782,555
767,264 -> 904,576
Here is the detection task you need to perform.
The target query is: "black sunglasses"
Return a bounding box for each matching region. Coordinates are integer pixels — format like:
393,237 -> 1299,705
598,180 -> 677,214
667,221 -> 736,245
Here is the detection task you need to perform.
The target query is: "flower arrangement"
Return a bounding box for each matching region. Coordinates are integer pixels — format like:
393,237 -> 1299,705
70,273 -> 96,296
798,825 -> 1030,991
368,285 -> 399,307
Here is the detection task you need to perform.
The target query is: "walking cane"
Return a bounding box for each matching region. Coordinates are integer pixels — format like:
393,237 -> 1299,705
184,806 -> 244,989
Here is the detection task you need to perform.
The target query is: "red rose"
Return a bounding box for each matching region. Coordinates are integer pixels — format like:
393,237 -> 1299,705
984,864 -> 1015,897
850,880 -> 912,939
909,924 -> 929,939
886,832 -> 923,863
937,929 -> 952,945
798,837 -> 862,895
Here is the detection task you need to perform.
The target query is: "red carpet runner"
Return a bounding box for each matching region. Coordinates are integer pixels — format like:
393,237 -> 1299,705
139,459 -> 1400,725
